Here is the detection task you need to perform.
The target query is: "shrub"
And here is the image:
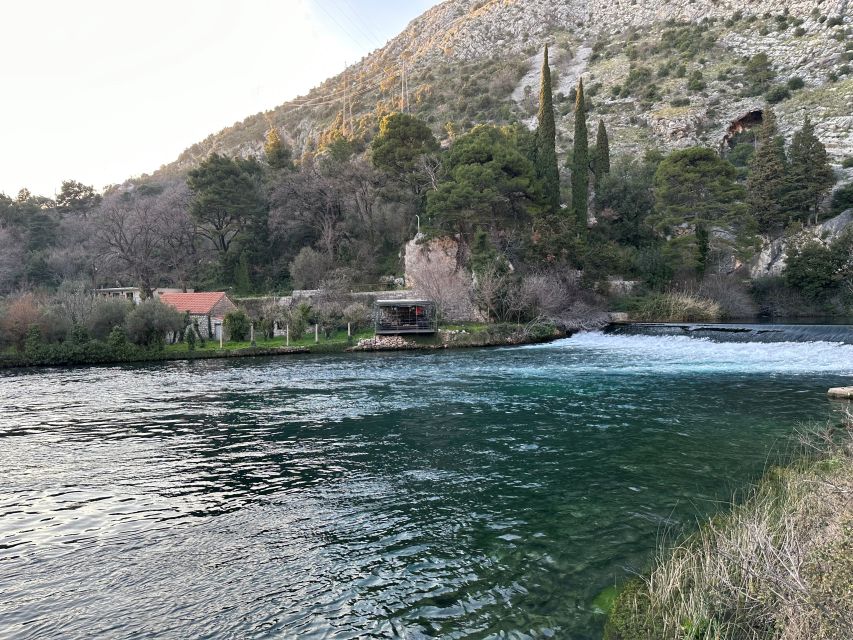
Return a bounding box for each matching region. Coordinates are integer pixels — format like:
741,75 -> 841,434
744,52 -> 774,95
289,246 -> 333,290
107,325 -> 129,351
283,302 -> 311,339
0,294 -> 43,352
87,298 -> 133,340
67,323 -> 89,346
635,248 -> 675,290
827,16 -> 843,26
670,97 -> 690,107
224,309 -> 250,342
343,302 -> 371,331
787,76 -> 805,90
125,299 -> 184,349
785,232 -> 853,301
765,84 -> 791,103
184,325 -> 197,351
794,26 -> 806,36
831,182 -> 853,214
24,325 -> 45,357
698,275 -> 756,319
687,70 -> 705,91
842,157 -> 853,169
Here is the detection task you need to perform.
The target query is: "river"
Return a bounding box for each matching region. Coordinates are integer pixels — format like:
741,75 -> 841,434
1,330 -> 851,639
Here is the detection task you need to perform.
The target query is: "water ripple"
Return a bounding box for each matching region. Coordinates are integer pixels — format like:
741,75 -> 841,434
0,336 -> 849,638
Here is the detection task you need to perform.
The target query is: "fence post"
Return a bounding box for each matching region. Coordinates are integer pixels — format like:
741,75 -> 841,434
315,324 -> 319,344
286,324 -> 290,347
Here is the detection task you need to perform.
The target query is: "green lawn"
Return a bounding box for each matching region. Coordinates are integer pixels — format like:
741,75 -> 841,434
164,328 -> 375,354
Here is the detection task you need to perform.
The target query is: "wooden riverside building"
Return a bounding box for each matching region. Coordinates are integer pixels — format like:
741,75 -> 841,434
374,300 -> 437,335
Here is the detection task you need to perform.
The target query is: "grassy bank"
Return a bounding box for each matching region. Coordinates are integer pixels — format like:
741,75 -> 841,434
604,409 -> 853,640
0,322 -> 562,370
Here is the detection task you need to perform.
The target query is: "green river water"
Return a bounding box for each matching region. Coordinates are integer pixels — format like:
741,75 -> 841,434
1,330 -> 851,639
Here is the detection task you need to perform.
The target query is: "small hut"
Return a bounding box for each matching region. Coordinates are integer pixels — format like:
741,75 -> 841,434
374,300 -> 437,335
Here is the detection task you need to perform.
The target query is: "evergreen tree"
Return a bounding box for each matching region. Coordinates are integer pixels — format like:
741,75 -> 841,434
653,147 -> 746,272
536,45 -> 560,214
235,251 -> 252,293
571,78 -> 589,230
592,119 -> 611,187
264,127 -> 294,171
427,125 -> 542,243
746,109 -> 788,234
785,116 -> 834,225
371,112 -> 439,195
187,154 -> 269,286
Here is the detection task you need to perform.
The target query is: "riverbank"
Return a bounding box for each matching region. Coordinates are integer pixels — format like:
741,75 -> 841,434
604,408 -> 853,640
0,322 -> 568,370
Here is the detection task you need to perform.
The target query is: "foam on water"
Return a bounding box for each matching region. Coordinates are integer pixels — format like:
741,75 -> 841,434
524,331 -> 853,376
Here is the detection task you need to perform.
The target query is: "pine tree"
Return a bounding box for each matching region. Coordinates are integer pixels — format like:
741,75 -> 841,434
536,45 -> 560,214
786,116 -> 834,225
571,78 -> 589,230
746,109 -> 788,234
593,119 -> 610,187
264,127 -> 294,171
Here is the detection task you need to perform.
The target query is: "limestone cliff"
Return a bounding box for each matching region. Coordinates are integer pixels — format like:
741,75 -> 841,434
159,0 -> 852,177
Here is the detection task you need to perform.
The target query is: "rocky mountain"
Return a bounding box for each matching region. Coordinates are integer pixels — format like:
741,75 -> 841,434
156,0 -> 852,177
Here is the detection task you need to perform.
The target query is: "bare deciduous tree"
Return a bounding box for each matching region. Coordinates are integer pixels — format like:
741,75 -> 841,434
94,183 -> 194,295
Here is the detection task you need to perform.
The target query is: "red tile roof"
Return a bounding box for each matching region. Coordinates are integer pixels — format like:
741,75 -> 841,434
159,292 -> 228,316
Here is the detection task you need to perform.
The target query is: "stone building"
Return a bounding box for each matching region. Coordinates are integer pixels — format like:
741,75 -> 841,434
159,292 -> 236,340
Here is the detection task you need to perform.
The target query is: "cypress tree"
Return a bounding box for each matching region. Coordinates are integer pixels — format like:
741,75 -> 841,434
746,109 -> 787,234
571,78 -> 589,230
536,45 -> 560,213
786,116 -> 834,225
593,119 -> 610,187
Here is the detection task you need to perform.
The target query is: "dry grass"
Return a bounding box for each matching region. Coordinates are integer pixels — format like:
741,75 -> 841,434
605,409 -> 853,640
633,292 -> 722,323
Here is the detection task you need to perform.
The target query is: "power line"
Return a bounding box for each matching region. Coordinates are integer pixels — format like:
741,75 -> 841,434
330,0 -> 387,50
270,79 -> 385,124
270,68 -> 387,109
312,0 -> 375,53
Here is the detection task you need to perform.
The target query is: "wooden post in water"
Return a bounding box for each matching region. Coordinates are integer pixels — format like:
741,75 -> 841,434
219,327 -> 223,350
286,324 -> 290,347
315,324 -> 319,344
250,322 -> 256,347
348,322 -> 352,338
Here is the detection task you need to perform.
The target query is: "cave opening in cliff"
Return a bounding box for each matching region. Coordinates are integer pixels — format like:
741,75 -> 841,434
723,110 -> 764,149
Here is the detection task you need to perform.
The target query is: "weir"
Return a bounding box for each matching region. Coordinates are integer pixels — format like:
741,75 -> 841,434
605,322 -> 853,345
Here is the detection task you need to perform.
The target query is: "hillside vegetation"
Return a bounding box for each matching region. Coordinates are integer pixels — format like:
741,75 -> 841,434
156,0 -> 852,176
1,0 -> 852,356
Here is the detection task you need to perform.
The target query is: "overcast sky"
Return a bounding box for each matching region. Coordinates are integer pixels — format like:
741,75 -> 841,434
0,0 -> 437,197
